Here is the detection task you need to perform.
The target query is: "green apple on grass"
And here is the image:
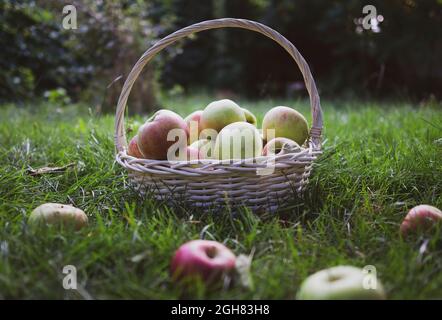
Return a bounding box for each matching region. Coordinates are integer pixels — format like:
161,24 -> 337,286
29,203 -> 88,230
297,266 -> 386,300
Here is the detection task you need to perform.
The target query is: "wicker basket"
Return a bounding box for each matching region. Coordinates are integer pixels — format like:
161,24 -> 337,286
114,18 -> 323,212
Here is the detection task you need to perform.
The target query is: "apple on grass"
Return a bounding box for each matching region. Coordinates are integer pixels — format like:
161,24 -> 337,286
137,109 -> 188,160
213,122 -> 263,160
400,205 -> 442,236
262,106 -> 309,145
29,203 -> 88,230
170,240 -> 236,285
297,266 -> 386,300
200,99 -> 246,133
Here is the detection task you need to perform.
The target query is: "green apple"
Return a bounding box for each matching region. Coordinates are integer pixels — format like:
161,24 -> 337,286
242,108 -> 257,127
189,139 -> 215,159
200,99 -> 246,133
213,122 -> 262,160
262,106 -> 309,145
29,203 -> 88,230
297,266 -> 386,300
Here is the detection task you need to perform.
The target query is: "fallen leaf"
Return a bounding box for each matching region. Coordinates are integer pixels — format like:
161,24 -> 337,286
27,163 -> 76,176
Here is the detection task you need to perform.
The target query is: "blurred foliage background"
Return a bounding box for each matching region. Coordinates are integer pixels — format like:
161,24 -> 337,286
1,0 -> 441,113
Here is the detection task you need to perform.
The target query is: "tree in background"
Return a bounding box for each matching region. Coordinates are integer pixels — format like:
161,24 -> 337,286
1,0 -> 441,108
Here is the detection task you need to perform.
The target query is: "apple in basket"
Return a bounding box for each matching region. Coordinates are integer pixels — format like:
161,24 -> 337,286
213,122 -> 263,160
242,108 -> 257,127
262,137 -> 301,156
297,266 -> 386,300
137,109 -> 188,160
127,135 -> 144,158
400,205 -> 442,236
189,139 -> 215,159
184,110 -> 203,143
170,240 -> 236,285
200,99 -> 246,133
262,106 -> 309,145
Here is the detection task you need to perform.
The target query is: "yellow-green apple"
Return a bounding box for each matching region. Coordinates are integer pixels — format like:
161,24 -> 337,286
214,122 -> 262,160
127,135 -> 144,158
262,137 -> 301,156
400,205 -> 442,236
185,110 -> 203,143
137,110 -> 188,160
297,266 -> 386,300
242,108 -> 257,127
262,106 -> 309,145
200,99 -> 246,133
170,240 -> 236,285
29,203 -> 88,230
189,139 -> 215,159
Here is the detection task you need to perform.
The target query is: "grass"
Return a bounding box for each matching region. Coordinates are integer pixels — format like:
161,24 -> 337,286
0,96 -> 441,299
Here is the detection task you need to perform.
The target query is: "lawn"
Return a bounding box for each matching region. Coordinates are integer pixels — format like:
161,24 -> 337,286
0,97 -> 441,299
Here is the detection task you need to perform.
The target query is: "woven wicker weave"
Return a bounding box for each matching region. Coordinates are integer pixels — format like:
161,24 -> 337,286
114,18 -> 323,212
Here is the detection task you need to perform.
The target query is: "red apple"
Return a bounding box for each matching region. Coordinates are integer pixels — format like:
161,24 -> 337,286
170,240 -> 236,285
184,110 -> 203,142
400,205 -> 442,236
171,146 -> 202,161
127,135 -> 144,158
137,110 -> 188,160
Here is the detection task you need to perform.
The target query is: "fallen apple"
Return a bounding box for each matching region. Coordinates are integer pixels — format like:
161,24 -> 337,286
189,139 -> 215,159
213,122 -> 263,160
170,240 -> 236,285
29,203 -> 88,230
262,106 -> 309,145
400,204 -> 442,236
137,109 -> 188,160
297,266 -> 386,300
200,99 -> 246,133
262,137 -> 301,156
242,108 -> 257,127
127,135 -> 144,158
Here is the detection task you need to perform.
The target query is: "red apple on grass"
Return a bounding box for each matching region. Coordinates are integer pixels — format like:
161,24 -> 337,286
400,205 -> 442,236
170,240 -> 236,285
137,110 -> 188,160
127,135 -> 144,158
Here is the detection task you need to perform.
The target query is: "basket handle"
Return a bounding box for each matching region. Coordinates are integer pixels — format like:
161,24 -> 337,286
115,18 -> 323,153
